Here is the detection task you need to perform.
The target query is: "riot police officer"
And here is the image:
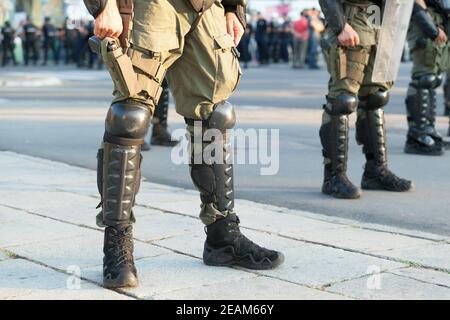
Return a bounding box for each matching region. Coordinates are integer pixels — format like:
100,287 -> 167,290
405,0 -> 450,156
42,17 -> 59,66
1,21 -> 17,66
23,17 -> 39,66
83,0 -> 284,289
319,0 -> 413,199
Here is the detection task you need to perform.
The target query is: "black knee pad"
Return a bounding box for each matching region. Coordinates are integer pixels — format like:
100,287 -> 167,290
360,90 -> 390,110
105,99 -> 151,145
208,101 -> 236,132
434,74 -> 443,88
417,74 -> 437,89
325,94 -> 358,115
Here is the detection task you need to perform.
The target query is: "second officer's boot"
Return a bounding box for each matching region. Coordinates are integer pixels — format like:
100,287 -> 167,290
357,91 -> 413,192
405,75 -> 443,156
319,95 -> 361,199
97,100 -> 151,288
187,101 -> 284,270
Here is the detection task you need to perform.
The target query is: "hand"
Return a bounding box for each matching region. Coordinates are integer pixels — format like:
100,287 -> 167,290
435,28 -> 448,45
338,23 -> 360,47
226,12 -> 244,46
94,0 -> 123,39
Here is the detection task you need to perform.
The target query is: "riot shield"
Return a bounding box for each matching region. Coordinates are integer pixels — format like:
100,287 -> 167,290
372,0 -> 414,83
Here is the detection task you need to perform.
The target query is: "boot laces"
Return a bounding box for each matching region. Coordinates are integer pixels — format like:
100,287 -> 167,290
106,228 -> 134,267
228,218 -> 274,260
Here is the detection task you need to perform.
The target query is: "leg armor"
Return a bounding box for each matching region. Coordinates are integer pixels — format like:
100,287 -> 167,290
187,101 -> 236,225
444,71 -> 450,117
358,91 -> 413,192
405,74 -> 443,155
189,101 -> 284,270
97,99 -> 151,227
425,74 -> 443,143
319,94 -> 361,199
356,90 -> 390,165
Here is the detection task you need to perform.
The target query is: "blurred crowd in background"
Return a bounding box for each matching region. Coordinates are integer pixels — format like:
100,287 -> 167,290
0,7 -> 326,70
238,8 -> 325,69
0,16 -> 100,68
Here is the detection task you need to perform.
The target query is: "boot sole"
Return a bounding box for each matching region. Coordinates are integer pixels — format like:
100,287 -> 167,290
203,245 -> 285,270
361,179 -> 415,192
404,145 -> 444,156
322,187 -> 361,200
103,274 -> 138,289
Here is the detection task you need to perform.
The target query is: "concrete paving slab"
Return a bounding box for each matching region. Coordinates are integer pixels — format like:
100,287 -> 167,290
0,190 -> 99,228
257,245 -> 406,288
155,276 -> 349,300
133,211 -> 200,243
391,268 -> 450,288
327,272 -> 450,300
83,253 -> 257,300
376,243 -> 450,271
0,206 -> 86,248
284,226 -> 435,253
0,258 -> 130,300
6,229 -> 170,270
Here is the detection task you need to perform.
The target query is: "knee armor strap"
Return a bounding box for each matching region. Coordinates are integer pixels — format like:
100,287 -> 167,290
105,99 -> 151,145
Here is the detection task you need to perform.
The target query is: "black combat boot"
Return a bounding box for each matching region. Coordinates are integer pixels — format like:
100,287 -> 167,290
188,101 -> 284,270
204,214 -> 284,269
320,96 -> 361,199
361,160 -> 413,192
405,76 -> 443,156
97,100 -> 151,288
103,225 -> 138,288
356,93 -> 413,192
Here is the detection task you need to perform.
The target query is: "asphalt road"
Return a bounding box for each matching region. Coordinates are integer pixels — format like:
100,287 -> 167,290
1,63 -> 449,235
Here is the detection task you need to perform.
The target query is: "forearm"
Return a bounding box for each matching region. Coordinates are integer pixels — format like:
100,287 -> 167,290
413,2 -> 439,40
83,0 -> 108,18
319,0 -> 346,35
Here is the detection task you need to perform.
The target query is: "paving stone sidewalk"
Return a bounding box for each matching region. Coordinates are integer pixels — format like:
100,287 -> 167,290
0,151 -> 449,300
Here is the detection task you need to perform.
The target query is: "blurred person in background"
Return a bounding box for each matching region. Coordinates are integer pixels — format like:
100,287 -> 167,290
63,18 -> 77,65
42,17 -> 59,66
237,24 -> 252,68
22,16 -> 39,66
2,21 -> 17,66
292,10 -> 309,69
255,12 -> 269,65
267,21 -> 280,63
306,8 -> 324,69
279,14 -> 292,63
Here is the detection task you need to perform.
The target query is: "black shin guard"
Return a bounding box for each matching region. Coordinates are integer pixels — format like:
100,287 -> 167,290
319,95 -> 360,199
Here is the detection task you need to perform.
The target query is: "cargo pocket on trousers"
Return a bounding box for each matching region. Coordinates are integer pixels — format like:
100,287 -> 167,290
338,48 -> 370,84
213,34 -> 242,101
